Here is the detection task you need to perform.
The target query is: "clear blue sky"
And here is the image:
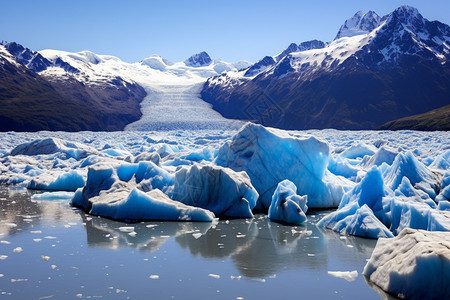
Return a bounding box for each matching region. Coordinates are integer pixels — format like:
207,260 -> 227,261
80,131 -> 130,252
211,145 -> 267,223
1,0 -> 449,63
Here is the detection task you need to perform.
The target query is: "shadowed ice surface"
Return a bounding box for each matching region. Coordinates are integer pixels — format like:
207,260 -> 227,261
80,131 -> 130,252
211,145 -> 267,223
0,186 -> 396,299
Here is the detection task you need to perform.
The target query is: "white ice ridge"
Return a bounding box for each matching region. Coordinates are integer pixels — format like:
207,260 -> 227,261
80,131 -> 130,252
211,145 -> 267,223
125,83 -> 243,131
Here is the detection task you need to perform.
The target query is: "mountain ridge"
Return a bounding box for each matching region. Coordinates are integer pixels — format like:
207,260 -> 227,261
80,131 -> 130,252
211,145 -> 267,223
200,5 -> 450,130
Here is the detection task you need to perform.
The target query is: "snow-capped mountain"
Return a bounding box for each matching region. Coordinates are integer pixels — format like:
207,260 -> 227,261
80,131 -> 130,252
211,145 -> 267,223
184,51 -> 212,67
334,11 -> 381,40
201,5 -> 450,130
0,42 -> 248,131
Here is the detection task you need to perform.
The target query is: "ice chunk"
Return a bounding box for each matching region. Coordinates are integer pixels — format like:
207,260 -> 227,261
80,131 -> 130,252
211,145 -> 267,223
71,165 -> 118,211
319,203 -> 393,238
216,123 -> 347,209
339,142 -> 376,159
10,137 -> 95,160
327,270 -> 358,282
327,156 -> 359,179
389,197 -> 450,234
90,188 -> 215,222
268,180 -> 307,225
318,168 -> 394,238
384,151 -> 439,199
363,228 -> 450,300
436,172 -> 450,202
429,150 -> 450,170
360,146 -> 397,168
169,164 -> 258,218
28,170 -> 85,191
438,201 -> 450,211
31,191 -> 75,200
394,177 -> 434,204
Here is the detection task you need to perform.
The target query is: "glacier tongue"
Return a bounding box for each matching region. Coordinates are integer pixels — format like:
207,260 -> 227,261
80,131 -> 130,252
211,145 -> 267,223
125,83 -> 243,131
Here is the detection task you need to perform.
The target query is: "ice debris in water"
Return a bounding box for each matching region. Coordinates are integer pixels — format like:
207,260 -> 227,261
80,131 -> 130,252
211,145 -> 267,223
327,270 -> 358,282
0,123 -> 448,239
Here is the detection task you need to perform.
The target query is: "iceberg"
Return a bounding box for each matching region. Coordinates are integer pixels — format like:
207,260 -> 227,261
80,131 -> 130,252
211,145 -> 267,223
339,142 -> 376,159
268,180 -> 307,225
72,161 -> 257,220
384,151 -> 439,199
360,146 -> 398,168
318,203 -> 393,238
27,170 -> 86,191
215,123 -> 347,210
363,228 -> 450,300
10,137 -> 96,160
318,167 -> 393,238
90,188 -> 215,222
169,164 -> 258,218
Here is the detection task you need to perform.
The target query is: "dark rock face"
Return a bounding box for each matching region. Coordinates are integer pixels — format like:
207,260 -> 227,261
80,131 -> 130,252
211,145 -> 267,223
244,56 -> 276,77
2,42 -> 52,72
0,43 -> 146,132
201,6 -> 450,130
184,51 -> 212,67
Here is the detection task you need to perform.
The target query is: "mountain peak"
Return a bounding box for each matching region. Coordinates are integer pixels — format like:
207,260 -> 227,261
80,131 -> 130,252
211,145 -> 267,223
184,51 -> 212,67
335,10 -> 381,40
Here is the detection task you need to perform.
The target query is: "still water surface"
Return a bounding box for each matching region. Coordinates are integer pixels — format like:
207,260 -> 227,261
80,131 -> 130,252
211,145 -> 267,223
0,187 -> 394,299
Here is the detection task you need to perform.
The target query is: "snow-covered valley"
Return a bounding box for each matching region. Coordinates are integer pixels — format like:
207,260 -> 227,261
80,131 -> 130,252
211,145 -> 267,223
125,83 -> 243,131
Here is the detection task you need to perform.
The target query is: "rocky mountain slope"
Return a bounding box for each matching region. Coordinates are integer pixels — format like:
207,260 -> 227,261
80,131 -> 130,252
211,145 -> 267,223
201,6 -> 450,130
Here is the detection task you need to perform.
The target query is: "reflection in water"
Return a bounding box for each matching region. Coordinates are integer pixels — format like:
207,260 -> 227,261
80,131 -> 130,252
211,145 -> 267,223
0,187 -> 41,236
232,218 -> 327,278
364,276 -> 401,300
176,217 -> 258,258
0,186 -> 381,299
82,213 -> 212,253
175,214 -> 328,278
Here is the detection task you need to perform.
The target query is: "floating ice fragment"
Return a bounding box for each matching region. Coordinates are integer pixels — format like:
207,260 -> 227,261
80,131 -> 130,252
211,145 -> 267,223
42,256 -> 50,261
0,255 -> 7,260
31,191 -> 75,200
10,278 -> 28,283
0,240 -> 11,244
118,227 -> 135,233
230,275 -> 242,280
208,274 -> 220,279
149,275 -> 159,279
51,265 -> 57,269
13,247 -> 22,253
44,236 -> 57,239
33,239 -> 42,242
192,233 -> 202,239
128,232 -> 137,237
327,270 -> 358,282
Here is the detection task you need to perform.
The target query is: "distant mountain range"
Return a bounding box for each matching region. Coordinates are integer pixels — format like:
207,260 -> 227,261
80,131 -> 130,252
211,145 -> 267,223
1,5 -> 449,131
0,42 -> 249,131
201,5 -> 450,130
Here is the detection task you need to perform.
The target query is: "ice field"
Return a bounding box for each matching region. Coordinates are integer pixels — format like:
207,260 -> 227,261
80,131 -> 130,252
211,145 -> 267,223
0,123 -> 449,298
